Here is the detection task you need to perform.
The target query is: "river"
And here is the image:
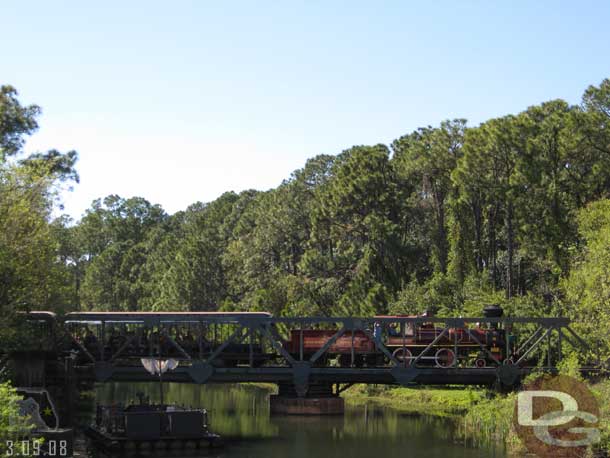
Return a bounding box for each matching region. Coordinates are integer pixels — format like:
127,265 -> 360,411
81,383 -> 507,458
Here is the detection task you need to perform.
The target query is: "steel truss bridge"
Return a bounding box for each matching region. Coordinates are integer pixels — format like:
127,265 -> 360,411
11,312 -> 598,396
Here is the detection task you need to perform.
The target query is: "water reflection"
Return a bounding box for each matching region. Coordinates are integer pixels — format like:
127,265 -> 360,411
88,383 -> 506,458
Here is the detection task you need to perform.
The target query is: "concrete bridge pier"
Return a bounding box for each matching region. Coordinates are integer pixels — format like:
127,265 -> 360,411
269,383 -> 344,415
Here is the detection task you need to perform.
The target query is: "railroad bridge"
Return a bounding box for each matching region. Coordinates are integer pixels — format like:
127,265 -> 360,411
2,311 -> 600,420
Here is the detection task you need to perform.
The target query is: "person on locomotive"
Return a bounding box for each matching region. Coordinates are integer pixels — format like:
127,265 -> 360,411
373,322 -> 382,344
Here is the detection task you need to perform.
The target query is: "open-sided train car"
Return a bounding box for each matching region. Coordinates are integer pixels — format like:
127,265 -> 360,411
14,311 -> 58,353
63,311 -> 272,367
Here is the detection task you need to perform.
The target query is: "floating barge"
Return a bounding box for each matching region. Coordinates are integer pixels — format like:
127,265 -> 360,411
84,402 -> 222,453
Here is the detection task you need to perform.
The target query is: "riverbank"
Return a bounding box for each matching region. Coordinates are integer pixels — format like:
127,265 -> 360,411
342,380 -> 610,457
462,378 -> 610,457
342,384 -> 522,452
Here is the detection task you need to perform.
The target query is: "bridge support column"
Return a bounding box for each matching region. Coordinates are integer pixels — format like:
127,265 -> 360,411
269,383 -> 344,415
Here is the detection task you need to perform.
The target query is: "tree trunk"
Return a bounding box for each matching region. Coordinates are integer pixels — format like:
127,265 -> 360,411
472,199 -> 483,272
434,187 -> 448,274
506,201 -> 514,299
488,205 -> 498,289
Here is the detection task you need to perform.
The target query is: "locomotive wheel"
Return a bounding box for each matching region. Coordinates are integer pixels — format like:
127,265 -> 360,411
392,348 -> 413,367
474,358 -> 486,368
434,348 -> 456,368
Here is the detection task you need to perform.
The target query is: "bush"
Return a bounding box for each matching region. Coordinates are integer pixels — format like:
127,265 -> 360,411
0,382 -> 37,457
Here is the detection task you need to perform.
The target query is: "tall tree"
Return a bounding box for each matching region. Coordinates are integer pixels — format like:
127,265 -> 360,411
305,145 -> 402,315
158,193 -> 239,310
77,195 -> 166,310
0,85 -> 40,160
0,86 -> 79,318
456,116 -> 524,298
392,120 -> 466,274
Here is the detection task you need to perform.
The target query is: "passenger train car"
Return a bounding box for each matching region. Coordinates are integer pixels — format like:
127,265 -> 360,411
62,311 -> 272,367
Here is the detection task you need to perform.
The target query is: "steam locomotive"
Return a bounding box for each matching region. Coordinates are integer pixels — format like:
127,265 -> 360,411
284,306 -> 511,368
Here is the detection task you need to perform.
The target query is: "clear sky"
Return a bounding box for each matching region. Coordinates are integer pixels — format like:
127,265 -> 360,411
3,1 -> 609,220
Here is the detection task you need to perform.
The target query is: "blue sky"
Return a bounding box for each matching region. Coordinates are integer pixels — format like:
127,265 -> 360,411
3,1 -> 609,219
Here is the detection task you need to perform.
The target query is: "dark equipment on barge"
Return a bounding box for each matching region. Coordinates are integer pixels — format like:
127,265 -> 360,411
84,399 -> 221,452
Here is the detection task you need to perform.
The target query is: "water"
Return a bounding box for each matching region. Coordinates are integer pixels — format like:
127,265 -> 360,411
83,383 -> 507,458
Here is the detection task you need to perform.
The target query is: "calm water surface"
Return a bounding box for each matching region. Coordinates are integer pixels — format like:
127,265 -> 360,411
83,383 -> 507,458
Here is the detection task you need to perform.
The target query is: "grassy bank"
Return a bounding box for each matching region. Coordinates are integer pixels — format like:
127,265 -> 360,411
592,380 -> 610,456
461,379 -> 610,456
241,382 -> 278,393
343,384 -> 485,417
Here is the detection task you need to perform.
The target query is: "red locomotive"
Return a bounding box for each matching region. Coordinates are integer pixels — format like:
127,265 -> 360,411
284,306 -> 510,368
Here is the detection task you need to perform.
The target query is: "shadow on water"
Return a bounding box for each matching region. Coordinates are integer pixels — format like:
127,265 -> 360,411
80,383 -> 507,458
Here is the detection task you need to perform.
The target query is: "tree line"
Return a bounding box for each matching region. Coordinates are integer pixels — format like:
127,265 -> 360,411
1,80 -> 609,354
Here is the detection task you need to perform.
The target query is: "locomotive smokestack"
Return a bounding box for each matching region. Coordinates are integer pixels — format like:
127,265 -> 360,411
483,304 -> 503,318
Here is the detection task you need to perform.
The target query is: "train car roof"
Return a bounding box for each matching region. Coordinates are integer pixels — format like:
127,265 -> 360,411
64,311 -> 272,322
25,311 -> 57,317
65,311 -> 271,316
22,311 -> 57,322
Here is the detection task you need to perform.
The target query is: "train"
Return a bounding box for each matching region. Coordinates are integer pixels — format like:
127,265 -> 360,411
22,306 -> 513,368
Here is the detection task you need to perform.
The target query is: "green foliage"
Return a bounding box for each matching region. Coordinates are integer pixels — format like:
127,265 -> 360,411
556,351 -> 584,380
0,159 -> 79,320
461,392 -> 521,452
77,195 -> 167,310
562,199 -> 610,359
0,382 -> 38,457
344,384 -> 484,417
0,85 -> 40,160
592,380 -> 610,455
393,119 -> 466,274
0,84 -> 79,328
390,273 -> 460,316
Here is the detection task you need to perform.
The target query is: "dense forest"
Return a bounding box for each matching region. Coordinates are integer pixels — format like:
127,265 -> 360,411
1,80 -> 609,355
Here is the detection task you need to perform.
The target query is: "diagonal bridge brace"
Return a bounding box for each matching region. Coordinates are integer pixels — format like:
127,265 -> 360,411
189,323 -> 252,384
